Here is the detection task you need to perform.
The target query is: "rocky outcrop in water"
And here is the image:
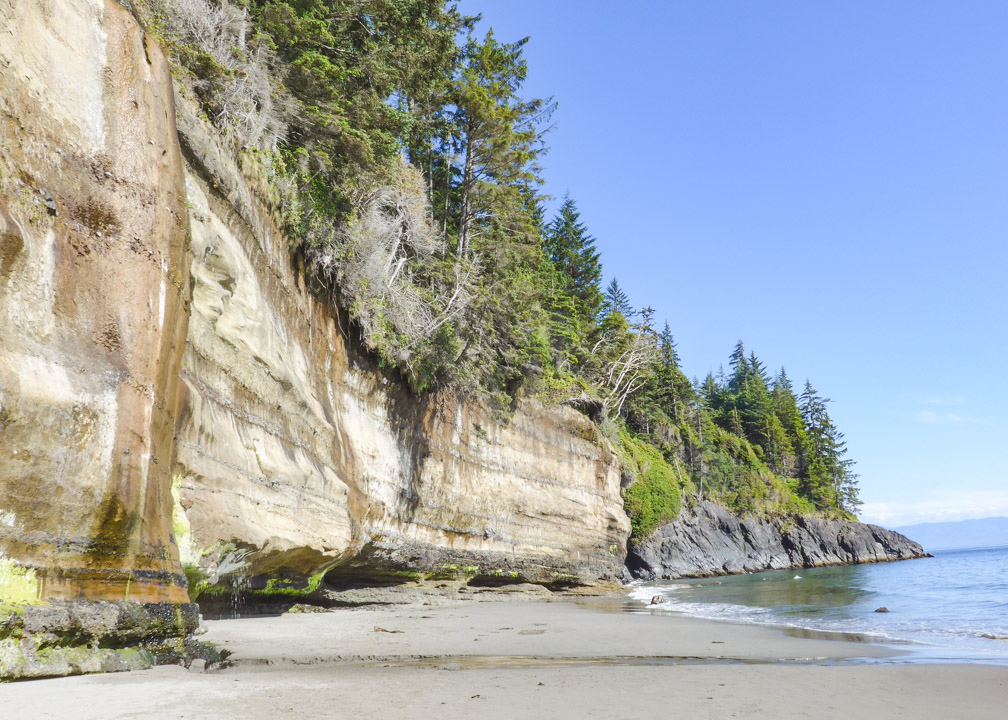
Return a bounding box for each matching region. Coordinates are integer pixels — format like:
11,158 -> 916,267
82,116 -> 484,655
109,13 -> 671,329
626,501 -> 927,580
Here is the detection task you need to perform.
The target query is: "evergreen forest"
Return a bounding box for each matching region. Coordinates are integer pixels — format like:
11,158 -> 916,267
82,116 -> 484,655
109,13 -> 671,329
138,0 -> 861,542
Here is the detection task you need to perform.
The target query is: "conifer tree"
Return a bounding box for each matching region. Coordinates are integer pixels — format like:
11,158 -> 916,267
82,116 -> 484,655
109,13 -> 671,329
797,380 -> 860,512
602,278 -> 633,319
543,196 -> 603,326
748,351 -> 770,385
772,368 -> 805,476
729,340 -> 747,376
429,29 -> 556,395
659,322 -> 681,367
653,322 -> 694,421
451,30 -> 555,259
701,371 -> 722,421
253,0 -> 466,187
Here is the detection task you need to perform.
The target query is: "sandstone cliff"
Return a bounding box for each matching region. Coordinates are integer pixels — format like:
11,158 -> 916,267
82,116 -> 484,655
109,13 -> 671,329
172,96 -> 629,594
0,0 -> 628,677
0,0 -> 199,677
0,0 -> 925,681
626,501 -> 927,580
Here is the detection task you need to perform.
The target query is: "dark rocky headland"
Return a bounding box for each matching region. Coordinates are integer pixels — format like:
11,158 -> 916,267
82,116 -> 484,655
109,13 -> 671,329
627,501 -> 927,580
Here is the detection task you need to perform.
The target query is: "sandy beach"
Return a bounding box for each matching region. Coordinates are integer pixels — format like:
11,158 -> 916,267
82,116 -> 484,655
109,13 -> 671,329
2,596 -> 1006,719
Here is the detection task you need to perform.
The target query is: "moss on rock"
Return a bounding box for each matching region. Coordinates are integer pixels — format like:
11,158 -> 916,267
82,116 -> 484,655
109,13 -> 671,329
0,559 -> 42,607
619,430 -> 682,542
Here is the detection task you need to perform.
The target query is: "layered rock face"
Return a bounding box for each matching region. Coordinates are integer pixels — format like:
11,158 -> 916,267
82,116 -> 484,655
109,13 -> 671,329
0,0 -> 196,676
627,501 -> 927,580
172,99 -> 629,592
0,0 -> 628,637
0,0 -> 628,674
0,0 -> 192,605
0,2 -> 628,652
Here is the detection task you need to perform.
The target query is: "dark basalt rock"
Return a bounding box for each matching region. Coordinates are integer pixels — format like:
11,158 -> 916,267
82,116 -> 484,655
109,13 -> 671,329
626,501 -> 928,580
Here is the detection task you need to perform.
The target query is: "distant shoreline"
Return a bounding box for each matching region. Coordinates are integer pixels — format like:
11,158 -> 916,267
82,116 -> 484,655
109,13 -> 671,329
923,543 -> 1008,553
893,516 -> 1008,554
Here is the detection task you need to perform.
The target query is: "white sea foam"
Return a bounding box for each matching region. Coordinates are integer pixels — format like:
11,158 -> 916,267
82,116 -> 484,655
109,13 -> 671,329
631,547 -> 1008,664
627,584 -> 688,603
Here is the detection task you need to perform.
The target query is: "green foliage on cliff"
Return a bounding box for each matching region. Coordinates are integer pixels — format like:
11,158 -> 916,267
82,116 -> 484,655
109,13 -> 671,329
140,0 -> 861,533
619,430 -> 685,542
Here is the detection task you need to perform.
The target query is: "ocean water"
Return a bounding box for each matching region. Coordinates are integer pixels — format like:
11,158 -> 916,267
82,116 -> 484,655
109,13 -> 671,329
628,545 -> 1008,664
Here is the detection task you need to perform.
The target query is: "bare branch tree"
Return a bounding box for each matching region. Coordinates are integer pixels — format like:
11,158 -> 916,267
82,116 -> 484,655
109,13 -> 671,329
306,159 -> 475,371
595,321 -> 659,417
150,0 -> 288,148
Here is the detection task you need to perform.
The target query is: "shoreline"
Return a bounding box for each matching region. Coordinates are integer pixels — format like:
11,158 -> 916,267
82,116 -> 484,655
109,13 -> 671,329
3,596 -> 1007,719
626,548 -> 1008,665
630,598 -> 1008,667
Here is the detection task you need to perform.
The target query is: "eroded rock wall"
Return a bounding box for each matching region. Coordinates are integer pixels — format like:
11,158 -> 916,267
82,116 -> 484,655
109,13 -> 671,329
0,0 -> 197,678
627,501 -> 927,580
0,0 -> 191,606
0,1 -> 628,638
172,100 -> 630,590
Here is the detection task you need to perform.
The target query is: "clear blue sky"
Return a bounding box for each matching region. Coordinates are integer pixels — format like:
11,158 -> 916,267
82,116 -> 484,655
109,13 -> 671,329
465,0 -> 1008,526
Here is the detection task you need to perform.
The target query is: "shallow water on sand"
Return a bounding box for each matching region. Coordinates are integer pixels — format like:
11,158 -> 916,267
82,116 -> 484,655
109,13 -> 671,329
629,545 -> 1008,664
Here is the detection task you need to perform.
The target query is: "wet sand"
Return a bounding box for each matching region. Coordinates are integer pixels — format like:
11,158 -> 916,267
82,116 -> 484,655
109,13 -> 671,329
2,599 -> 1006,718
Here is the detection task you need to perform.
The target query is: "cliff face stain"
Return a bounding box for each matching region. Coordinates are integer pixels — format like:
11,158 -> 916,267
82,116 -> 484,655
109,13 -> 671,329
0,230 -> 22,281
96,321 -> 123,353
73,198 -> 121,237
88,493 -> 140,568
0,199 -> 23,282
0,0 -> 191,614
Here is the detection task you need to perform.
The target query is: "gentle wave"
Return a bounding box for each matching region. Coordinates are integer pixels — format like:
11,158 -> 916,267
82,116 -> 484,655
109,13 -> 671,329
626,584 -> 688,603
628,547 -> 1008,663
632,593 -> 900,642
631,591 -> 1008,654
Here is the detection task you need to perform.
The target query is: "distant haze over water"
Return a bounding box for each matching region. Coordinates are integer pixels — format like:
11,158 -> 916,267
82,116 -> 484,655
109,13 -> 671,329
894,517 -> 1008,552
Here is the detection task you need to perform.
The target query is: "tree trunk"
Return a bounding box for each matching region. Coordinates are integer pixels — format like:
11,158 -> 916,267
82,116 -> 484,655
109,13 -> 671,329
457,123 -> 475,258
428,138 -> 435,225
442,152 -> 451,243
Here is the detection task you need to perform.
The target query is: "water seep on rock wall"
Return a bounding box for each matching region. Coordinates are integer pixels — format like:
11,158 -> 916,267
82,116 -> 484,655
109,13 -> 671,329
627,501 -> 927,580
0,0 -> 199,678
